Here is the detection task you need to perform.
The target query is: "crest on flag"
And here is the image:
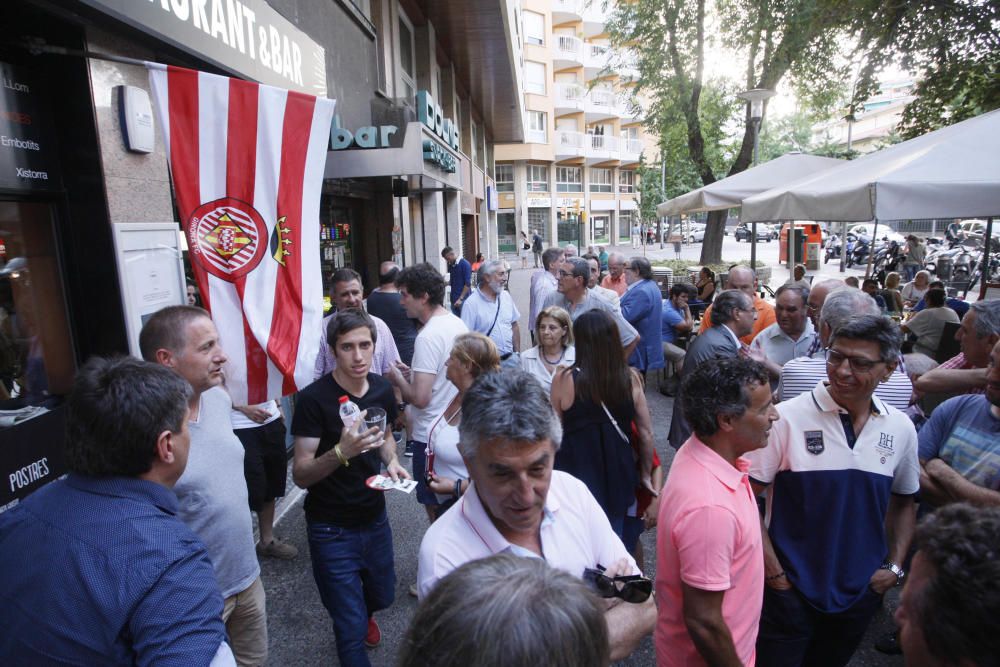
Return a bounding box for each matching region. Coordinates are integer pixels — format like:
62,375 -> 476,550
147,62 -> 335,405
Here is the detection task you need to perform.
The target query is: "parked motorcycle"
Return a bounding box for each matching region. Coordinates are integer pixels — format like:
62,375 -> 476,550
847,234 -> 871,268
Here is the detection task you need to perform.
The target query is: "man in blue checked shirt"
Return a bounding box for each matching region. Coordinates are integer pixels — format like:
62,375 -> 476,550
0,356 -> 235,666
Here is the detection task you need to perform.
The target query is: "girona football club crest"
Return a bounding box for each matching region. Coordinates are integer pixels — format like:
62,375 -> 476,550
188,198 -> 269,281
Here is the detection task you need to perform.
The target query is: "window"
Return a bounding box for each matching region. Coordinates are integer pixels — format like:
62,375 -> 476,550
527,165 -> 549,192
556,166 -> 583,193
471,121 -> 479,164
397,12 -> 416,101
526,111 -> 547,143
496,164 -> 514,192
619,170 -> 635,193
523,11 -> 544,45
525,61 -> 546,95
590,168 -> 613,193
619,211 -> 633,240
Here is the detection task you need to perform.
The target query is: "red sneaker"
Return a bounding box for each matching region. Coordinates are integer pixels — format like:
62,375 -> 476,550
364,616 -> 381,648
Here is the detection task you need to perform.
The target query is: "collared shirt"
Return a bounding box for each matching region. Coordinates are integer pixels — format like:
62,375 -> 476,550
448,258 -> 472,305
0,475 -> 227,665
750,320 -> 817,368
314,311 -> 401,380
656,438 -> 764,667
529,269 -> 558,332
778,355 -> 914,410
747,382 -> 919,613
417,471 -> 637,597
461,286 -> 520,355
601,272 -> 628,296
700,296 -> 776,345
591,285 -> 622,315
520,344 -> 576,395
543,290 -> 638,346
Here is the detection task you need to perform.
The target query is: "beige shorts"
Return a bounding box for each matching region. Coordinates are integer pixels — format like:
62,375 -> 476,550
223,576 -> 268,666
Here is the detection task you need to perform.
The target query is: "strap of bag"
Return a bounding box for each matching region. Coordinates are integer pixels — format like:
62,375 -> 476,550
485,293 -> 502,338
601,402 -> 630,445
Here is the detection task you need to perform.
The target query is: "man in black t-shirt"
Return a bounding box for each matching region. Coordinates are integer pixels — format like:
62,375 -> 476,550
291,308 -> 408,666
366,261 -> 418,365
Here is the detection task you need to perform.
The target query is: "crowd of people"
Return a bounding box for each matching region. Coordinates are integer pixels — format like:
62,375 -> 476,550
1,241 -> 998,667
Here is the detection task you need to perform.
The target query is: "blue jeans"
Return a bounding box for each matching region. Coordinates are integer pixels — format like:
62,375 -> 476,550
307,512 -> 396,667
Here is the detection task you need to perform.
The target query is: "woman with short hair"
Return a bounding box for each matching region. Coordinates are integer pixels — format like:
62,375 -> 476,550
519,306 -> 575,394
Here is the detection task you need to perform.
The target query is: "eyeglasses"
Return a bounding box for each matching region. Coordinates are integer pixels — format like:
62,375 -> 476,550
557,270 -> 573,278
742,307 -> 759,319
806,303 -> 821,314
583,564 -> 652,603
825,348 -> 882,373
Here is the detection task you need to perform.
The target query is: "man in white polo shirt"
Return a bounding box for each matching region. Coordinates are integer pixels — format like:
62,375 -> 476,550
748,314 -> 919,667
417,370 -> 656,662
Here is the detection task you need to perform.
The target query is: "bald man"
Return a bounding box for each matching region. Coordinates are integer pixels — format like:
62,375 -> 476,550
700,267 -> 776,345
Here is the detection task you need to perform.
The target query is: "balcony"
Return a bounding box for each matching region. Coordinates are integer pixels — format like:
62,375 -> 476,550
554,82 -> 586,114
620,138 -> 642,164
584,44 -> 610,78
585,88 -> 618,121
526,128 -> 548,144
555,130 -> 588,159
586,133 -> 620,164
582,1 -> 606,37
553,35 -> 584,69
552,0 -> 584,24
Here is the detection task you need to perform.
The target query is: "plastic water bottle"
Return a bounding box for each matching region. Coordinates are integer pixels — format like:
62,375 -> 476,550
338,395 -> 361,431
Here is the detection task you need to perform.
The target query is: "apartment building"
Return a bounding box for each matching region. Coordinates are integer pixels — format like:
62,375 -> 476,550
494,0 -> 656,252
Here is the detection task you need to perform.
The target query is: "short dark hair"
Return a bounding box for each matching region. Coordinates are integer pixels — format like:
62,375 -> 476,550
929,280 -> 945,290
399,554 -> 608,667
629,256 -> 653,280
862,278 -> 880,289
541,247 -> 563,271
909,503 -> 1000,667
65,356 -> 192,477
681,358 -> 769,438
441,246 -> 455,259
564,257 -> 590,284
331,267 -> 362,287
379,265 -> 400,285
670,283 -> 695,299
138,305 -> 211,361
710,290 -> 752,326
925,287 -> 946,308
326,308 -> 377,349
774,284 -> 808,305
830,314 -> 902,363
396,263 -> 446,306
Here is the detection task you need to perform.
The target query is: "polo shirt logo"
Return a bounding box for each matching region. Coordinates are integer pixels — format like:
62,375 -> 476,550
876,433 -> 895,462
804,430 -> 824,455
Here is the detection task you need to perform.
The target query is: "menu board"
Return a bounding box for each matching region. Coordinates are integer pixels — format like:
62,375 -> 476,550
0,62 -> 61,192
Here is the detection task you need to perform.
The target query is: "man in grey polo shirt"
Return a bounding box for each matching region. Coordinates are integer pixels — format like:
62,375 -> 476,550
544,257 -> 639,358
461,259 -> 521,368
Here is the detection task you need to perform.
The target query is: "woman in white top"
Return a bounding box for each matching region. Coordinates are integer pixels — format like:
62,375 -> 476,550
425,332 -> 500,518
519,306 -> 576,395
901,270 -> 932,308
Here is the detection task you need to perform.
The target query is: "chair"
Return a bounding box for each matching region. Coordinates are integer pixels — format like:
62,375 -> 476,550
933,321 -> 962,364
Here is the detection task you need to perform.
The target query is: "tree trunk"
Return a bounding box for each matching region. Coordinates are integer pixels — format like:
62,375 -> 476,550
699,209 -> 728,264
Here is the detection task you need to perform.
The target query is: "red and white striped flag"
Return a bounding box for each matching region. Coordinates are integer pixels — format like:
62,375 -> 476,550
147,63 -> 335,405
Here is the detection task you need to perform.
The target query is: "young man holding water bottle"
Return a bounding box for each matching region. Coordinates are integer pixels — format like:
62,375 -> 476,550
291,308 -> 409,666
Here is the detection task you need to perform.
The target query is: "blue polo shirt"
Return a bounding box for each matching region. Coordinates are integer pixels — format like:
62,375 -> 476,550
748,382 -> 919,613
0,474 -> 227,665
448,258 -> 472,306
661,298 -> 684,344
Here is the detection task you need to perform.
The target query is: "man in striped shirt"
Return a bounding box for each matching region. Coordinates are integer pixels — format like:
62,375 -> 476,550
778,287 -> 913,410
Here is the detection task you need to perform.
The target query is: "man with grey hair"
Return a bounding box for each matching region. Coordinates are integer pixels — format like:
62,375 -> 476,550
544,257 -> 639,357
563,243 -> 578,259
621,256 -> 665,373
748,314 -> 919,667
461,260 -> 521,366
529,247 -> 564,344
668,290 -> 756,449
700,266 -> 776,345
748,284 -> 816,386
583,253 -> 621,314
914,299 -> 1000,397
602,251 -> 628,296
417,370 -> 656,661
778,287 -> 913,408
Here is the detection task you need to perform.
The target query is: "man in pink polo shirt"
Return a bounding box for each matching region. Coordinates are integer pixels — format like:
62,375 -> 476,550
418,370 -> 656,662
656,357 -> 777,666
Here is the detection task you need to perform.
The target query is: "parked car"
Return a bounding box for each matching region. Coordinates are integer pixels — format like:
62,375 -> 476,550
687,226 -> 707,243
959,219 -> 988,245
847,223 -> 905,245
734,223 -> 773,242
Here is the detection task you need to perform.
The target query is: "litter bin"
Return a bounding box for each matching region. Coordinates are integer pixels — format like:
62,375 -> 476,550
806,243 -> 821,271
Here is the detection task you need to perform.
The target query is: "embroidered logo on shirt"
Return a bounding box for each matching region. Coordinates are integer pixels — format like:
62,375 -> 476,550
876,432 -> 895,464
805,430 -> 825,455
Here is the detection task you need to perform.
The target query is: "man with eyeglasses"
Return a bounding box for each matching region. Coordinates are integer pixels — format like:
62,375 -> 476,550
656,358 -> 777,666
417,370 -> 657,661
748,314 -> 919,667
601,252 -> 628,296
699,266 -> 776,345
544,257 -> 639,358
778,287 -> 913,409
583,253 -> 622,315
620,256 -> 665,374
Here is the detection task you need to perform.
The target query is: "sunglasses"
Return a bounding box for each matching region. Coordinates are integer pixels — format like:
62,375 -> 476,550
583,564 -> 652,603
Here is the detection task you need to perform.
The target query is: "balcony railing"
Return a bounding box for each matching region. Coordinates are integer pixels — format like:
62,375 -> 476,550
526,128 -> 548,144
585,44 -> 610,72
554,82 -> 586,108
552,0 -> 584,19
554,35 -> 584,63
589,133 -> 620,153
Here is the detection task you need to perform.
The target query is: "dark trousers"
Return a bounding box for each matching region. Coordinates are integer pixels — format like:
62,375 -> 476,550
756,584 -> 883,667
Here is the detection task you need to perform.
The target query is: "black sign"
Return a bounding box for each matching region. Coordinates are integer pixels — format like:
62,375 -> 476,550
0,62 -> 61,193
0,406 -> 66,513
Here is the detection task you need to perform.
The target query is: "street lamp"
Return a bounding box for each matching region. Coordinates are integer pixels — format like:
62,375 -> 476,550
738,88 -> 776,274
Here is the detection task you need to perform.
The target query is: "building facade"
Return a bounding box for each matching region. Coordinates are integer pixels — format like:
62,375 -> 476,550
494,0 -> 656,252
812,80 -> 916,154
0,0 -> 522,508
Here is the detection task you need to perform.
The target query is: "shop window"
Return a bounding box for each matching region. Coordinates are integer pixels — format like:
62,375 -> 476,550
0,201 -> 75,409
590,168 -> 613,193
527,165 -> 549,192
619,211 -> 634,240
556,167 -> 583,193
525,62 -> 546,95
497,212 -> 517,253
523,11 -> 544,45
619,170 -> 635,193
496,164 -> 514,192
528,208 -> 550,243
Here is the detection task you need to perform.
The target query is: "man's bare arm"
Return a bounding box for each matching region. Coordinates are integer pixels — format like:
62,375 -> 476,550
926,458 -> 1000,507
682,584 -> 742,667
913,367 -> 988,394
511,321 -> 521,353
605,594 -> 656,662
387,367 -> 436,409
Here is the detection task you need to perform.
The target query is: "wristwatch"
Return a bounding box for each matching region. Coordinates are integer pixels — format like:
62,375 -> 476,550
880,561 -> 905,582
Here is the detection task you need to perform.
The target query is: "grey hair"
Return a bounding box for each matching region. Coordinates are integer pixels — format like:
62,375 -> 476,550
477,259 -> 505,284
969,299 -> 1000,337
458,370 -> 562,459
564,257 -> 590,284
774,284 -> 809,306
903,353 -> 939,379
541,247 -> 564,271
629,256 -> 653,280
727,265 -> 757,282
819,287 -> 881,332
681,358 -> 770,439
710,290 -> 753,326
607,251 -> 626,264
563,243 -> 578,256
398,553 -> 609,667
829,314 -> 902,363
